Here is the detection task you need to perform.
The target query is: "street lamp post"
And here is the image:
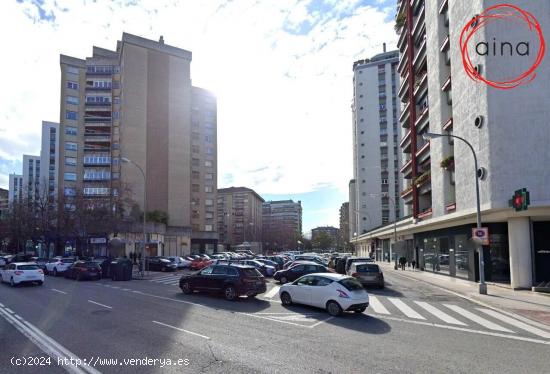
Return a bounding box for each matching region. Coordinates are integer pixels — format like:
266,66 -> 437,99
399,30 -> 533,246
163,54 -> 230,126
121,157 -> 147,276
422,132 -> 487,294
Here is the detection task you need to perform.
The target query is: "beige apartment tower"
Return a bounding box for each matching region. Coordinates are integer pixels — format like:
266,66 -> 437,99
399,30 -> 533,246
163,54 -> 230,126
58,33 -> 217,255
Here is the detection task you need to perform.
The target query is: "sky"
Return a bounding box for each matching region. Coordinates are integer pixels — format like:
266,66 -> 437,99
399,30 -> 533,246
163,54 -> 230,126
0,0 -> 397,233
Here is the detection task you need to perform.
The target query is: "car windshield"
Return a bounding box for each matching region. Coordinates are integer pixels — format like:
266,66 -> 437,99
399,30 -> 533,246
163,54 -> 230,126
242,268 -> 262,277
338,278 -> 364,291
18,265 -> 40,270
356,264 -> 380,272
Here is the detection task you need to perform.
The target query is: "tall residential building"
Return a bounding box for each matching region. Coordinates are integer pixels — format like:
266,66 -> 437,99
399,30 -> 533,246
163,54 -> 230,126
354,0 -> 550,289
8,174 -> 23,204
0,188 -> 8,220
217,187 -> 264,248
22,155 -> 41,203
348,179 -> 357,241
339,202 -> 350,246
311,226 -> 340,249
352,48 -> 402,235
58,32 -> 217,254
39,121 -> 60,201
262,200 -> 302,251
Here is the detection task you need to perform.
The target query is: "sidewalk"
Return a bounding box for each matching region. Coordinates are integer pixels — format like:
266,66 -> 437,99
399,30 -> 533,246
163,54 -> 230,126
377,261 -> 550,328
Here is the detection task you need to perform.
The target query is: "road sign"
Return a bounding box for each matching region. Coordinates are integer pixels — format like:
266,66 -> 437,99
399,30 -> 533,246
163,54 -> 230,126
472,227 -> 489,246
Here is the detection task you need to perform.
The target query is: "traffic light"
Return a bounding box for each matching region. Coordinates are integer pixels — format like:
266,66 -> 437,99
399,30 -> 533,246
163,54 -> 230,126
509,188 -> 530,211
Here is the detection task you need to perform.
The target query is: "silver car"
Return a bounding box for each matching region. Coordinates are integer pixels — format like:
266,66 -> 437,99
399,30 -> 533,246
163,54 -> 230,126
347,262 -> 384,288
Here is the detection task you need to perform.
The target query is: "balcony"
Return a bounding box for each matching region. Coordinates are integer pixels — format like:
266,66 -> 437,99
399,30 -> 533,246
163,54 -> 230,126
83,155 -> 111,166
397,25 -> 408,52
84,122 -> 111,128
400,158 -> 413,179
398,73 -> 410,101
412,6 -> 425,44
412,0 -> 423,14
400,130 -> 412,152
84,144 -> 110,152
84,134 -> 111,143
415,106 -> 429,132
440,34 -> 450,53
399,101 -> 411,127
418,208 -> 433,219
416,140 -> 431,164
401,185 -> 414,204
446,202 -> 456,213
85,86 -> 112,92
413,38 -> 427,73
413,72 -> 428,98
83,172 -> 111,181
443,117 -> 453,131
398,49 -> 409,75
442,75 -> 452,92
84,116 -> 112,123
85,101 -> 112,107
439,0 -> 448,15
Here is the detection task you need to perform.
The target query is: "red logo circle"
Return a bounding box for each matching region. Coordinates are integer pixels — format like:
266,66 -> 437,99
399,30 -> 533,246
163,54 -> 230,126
459,3 -> 545,90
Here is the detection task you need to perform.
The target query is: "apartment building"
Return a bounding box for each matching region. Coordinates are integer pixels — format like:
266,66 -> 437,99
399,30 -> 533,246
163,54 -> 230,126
353,0 -> 550,289
352,48 -> 403,236
39,121 -> 60,201
217,187 -> 264,249
348,179 -> 357,241
57,33 -> 217,255
8,174 -> 23,204
339,202 -> 350,246
0,188 -> 8,220
22,155 -> 41,203
262,200 -> 302,251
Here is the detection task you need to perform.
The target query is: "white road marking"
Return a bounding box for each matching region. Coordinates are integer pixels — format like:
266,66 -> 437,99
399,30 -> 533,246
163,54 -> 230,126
152,320 -> 210,340
242,313 -> 310,328
370,313 -> 550,346
88,300 -> 112,309
309,317 -> 334,328
264,285 -> 280,299
4,307 -> 15,314
0,302 -> 4,307
477,308 -> 550,339
151,276 -> 178,282
51,288 -> 67,295
0,306 -> 100,374
414,301 -> 467,326
443,304 -> 513,333
368,296 -> 390,315
388,298 -> 425,319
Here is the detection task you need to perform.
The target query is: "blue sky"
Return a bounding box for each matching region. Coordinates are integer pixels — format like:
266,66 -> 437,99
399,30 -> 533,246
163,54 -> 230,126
0,0 -> 397,233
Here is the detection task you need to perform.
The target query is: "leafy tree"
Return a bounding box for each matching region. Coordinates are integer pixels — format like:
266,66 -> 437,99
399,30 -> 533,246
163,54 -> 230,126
312,232 -> 333,250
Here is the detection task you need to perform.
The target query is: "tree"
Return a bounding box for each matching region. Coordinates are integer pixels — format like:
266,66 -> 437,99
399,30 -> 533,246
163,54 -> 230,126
312,232 -> 333,251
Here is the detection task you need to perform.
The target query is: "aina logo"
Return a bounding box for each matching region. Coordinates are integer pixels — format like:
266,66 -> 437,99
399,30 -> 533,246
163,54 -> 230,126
459,3 -> 545,90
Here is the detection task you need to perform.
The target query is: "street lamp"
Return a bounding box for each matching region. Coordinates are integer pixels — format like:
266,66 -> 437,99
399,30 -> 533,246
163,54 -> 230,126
422,132 -> 487,294
121,157 -> 147,276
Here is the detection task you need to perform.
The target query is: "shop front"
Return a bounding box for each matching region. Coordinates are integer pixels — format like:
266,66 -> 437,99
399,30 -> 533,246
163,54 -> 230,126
533,221 -> 550,286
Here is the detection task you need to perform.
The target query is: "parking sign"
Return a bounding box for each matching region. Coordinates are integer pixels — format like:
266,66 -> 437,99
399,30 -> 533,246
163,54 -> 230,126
472,227 -> 489,245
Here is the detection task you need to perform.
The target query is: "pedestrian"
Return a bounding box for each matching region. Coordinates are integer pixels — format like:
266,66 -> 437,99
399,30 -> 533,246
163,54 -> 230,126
412,259 -> 416,270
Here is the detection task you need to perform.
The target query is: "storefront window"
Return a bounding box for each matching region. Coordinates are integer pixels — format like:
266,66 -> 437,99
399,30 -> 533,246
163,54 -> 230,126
454,234 -> 470,279
489,234 -> 510,282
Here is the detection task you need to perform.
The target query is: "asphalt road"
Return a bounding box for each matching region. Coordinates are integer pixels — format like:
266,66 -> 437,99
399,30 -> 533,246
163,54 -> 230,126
0,268 -> 549,374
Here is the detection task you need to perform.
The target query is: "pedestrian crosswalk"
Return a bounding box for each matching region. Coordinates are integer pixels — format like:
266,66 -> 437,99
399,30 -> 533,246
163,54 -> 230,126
148,274 -> 181,286
258,285 -> 550,339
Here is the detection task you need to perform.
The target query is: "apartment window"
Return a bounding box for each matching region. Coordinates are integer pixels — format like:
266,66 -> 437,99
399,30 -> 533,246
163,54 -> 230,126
192,184 -> 200,192
205,135 -> 214,143
65,126 -> 77,136
192,158 -> 200,167
206,148 -> 214,155
205,199 -> 213,206
205,212 -> 214,219
65,142 -> 77,151
65,157 -> 77,166
205,185 -> 213,193
382,179 -> 388,184
205,173 -> 213,180
66,96 -> 79,105
204,160 -> 213,167
113,111 -> 119,119
63,187 -> 76,197
66,66 -> 79,75
67,81 -> 78,90
66,111 -> 78,120
192,145 -> 199,154
113,96 -> 120,104
192,171 -> 200,179
64,172 -> 77,181
205,224 -> 213,232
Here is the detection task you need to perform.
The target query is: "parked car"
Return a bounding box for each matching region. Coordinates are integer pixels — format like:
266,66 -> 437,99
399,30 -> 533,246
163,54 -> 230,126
274,262 -> 332,284
279,273 -> 369,316
167,256 -> 191,269
265,256 -> 285,270
45,258 -> 76,276
179,264 -> 266,300
294,255 -> 327,266
64,261 -> 102,281
30,257 -> 49,271
239,259 -> 275,277
0,256 -> 8,267
1,262 -> 44,286
144,257 -> 177,272
256,259 -> 280,271
344,257 -> 374,274
347,262 -> 384,288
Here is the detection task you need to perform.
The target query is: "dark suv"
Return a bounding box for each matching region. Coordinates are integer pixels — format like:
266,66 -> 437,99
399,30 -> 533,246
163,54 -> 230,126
179,264 -> 266,301
143,257 -> 177,272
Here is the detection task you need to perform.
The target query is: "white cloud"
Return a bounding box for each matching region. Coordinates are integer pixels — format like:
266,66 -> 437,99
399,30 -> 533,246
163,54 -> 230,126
0,0 -> 396,202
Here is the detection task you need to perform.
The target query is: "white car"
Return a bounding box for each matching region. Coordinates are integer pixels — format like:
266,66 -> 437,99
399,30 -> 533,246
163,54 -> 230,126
1,262 -> 44,286
45,258 -> 76,276
278,273 -> 369,316
167,256 -> 191,269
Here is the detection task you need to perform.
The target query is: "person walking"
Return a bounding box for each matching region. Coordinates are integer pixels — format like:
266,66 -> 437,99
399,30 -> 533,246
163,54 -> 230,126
411,259 -> 417,270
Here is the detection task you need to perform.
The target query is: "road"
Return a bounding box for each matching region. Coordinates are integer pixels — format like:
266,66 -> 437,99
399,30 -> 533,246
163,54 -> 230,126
1,268 -> 549,373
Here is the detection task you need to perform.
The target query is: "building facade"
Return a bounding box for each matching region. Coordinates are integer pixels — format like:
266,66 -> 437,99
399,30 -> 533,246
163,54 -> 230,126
22,155 -> 41,203
348,179 -> 357,241
217,187 -> 264,248
0,188 -> 8,220
262,200 -> 302,251
311,226 -> 340,250
354,0 -> 550,289
56,33 -> 217,255
339,202 -> 350,247
39,121 -> 60,202
352,48 -> 403,235
8,174 -> 23,204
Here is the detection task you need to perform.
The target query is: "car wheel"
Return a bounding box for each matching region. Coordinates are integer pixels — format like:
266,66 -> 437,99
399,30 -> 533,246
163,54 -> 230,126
354,307 -> 366,314
280,291 -> 292,306
37,281 -> 43,286
224,285 -> 237,301
10,277 -> 15,287
378,283 -> 384,289
53,268 -> 58,277
326,301 -> 343,317
280,276 -> 288,284
181,281 -> 193,294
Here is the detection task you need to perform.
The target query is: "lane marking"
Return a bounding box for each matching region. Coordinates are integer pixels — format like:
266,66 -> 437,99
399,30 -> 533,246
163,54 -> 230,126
0,302 -> 4,307
0,306 -> 100,374
5,307 -> 15,314
443,304 -> 513,332
88,300 -> 112,309
387,269 -> 550,332
51,288 -> 68,295
241,312 -> 310,328
264,285 -> 280,299
367,312 -> 550,346
477,308 -> 550,339
388,298 -> 425,319
368,296 -> 390,315
309,316 -> 334,328
414,301 -> 467,326
152,320 -> 210,340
